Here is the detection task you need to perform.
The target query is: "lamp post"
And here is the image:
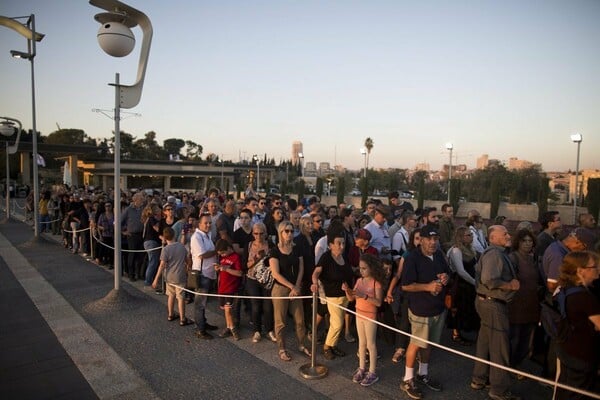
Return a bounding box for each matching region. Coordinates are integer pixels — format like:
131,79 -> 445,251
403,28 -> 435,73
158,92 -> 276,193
298,152 -> 304,178
360,148 -> 367,178
0,14 -> 44,237
90,0 -> 152,292
446,142 -> 453,203
0,117 -> 23,222
570,133 -> 582,224
219,155 -> 224,192
252,154 -> 260,192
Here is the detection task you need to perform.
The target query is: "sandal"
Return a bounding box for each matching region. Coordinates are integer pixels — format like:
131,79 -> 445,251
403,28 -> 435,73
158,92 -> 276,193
179,318 -> 192,326
278,349 -> 292,361
451,334 -> 472,346
392,347 -> 405,363
168,314 -> 179,322
299,346 -> 312,358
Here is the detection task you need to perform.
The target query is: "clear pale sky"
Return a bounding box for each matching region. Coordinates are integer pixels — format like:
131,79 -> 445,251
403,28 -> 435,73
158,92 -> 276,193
1,0 -> 599,172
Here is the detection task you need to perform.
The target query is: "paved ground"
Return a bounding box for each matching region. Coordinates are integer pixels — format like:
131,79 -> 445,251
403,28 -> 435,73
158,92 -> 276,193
0,210 -> 557,400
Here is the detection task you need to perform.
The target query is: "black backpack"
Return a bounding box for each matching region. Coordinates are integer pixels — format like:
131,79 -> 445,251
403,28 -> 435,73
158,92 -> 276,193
539,286 -> 584,343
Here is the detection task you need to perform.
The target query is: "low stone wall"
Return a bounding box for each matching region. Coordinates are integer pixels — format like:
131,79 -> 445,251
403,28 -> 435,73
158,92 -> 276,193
318,196 -> 586,223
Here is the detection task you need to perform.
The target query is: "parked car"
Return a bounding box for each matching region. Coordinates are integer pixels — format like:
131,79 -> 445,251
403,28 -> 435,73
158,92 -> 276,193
350,188 -> 361,196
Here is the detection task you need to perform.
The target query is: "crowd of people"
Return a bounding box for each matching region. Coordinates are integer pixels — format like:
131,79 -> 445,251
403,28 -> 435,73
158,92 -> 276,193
32,186 -> 600,400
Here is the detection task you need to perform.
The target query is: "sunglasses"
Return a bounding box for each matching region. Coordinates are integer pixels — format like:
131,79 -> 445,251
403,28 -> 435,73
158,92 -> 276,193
283,229 -> 293,233
314,219 -> 323,223
253,231 -> 264,235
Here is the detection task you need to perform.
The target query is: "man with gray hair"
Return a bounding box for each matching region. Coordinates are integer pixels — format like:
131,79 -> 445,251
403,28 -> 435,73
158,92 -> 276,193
471,225 -> 521,400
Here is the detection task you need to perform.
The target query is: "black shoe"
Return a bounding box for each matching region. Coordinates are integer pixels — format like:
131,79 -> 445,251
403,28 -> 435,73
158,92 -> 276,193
205,323 -> 218,331
331,346 -> 346,357
323,348 -> 336,360
195,330 -> 213,340
470,380 -> 491,390
415,374 -> 442,391
219,328 -> 232,338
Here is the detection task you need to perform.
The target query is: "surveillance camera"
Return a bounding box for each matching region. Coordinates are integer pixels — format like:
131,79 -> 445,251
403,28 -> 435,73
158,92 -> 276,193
97,21 -> 135,57
0,122 -> 16,137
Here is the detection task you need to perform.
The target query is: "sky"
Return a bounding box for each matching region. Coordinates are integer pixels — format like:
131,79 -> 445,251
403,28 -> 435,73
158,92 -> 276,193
1,0 -> 599,172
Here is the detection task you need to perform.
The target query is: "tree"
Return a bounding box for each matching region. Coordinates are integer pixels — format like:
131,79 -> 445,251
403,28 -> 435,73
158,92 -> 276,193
336,176 -> 346,205
316,177 -> 324,198
135,131 -> 166,160
45,128 -> 88,145
364,137 -> 374,169
185,140 -> 203,161
586,178 -> 600,221
163,138 -> 185,157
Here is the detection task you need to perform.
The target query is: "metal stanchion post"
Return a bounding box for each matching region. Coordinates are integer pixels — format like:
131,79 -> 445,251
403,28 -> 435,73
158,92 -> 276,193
90,228 -> 95,260
299,290 -> 328,379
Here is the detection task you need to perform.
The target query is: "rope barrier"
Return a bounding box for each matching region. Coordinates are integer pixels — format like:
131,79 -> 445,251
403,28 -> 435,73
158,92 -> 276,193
169,282 -> 311,300
319,296 -> 600,400
89,229 -> 163,253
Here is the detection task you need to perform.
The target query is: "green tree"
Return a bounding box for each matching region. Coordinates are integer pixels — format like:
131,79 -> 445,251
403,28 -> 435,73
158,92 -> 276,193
490,176 -> 500,219
585,178 -> 600,221
163,138 -> 185,157
537,177 -> 551,218
135,131 -> 166,160
185,140 -> 203,161
337,176 -> 346,205
45,128 -> 88,145
316,177 -> 324,197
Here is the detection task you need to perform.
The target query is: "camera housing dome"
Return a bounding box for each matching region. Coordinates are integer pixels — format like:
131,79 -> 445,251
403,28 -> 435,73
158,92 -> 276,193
97,21 -> 135,57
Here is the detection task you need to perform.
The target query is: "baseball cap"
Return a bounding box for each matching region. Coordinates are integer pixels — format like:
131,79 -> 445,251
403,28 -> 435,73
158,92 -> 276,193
419,225 -> 439,238
167,195 -> 176,203
355,228 -> 372,241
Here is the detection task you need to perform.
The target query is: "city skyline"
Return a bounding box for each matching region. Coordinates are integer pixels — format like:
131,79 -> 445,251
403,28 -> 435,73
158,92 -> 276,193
1,1 -> 599,172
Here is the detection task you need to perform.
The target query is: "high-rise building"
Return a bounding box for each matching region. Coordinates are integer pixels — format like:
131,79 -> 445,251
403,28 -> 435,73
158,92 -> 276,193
291,141 -> 303,165
415,162 -> 430,171
476,154 -> 489,169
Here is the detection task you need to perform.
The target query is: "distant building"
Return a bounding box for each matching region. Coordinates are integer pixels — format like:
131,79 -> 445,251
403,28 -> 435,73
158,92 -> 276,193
304,161 -> 318,177
319,162 -> 331,176
415,162 -> 430,171
508,157 -> 533,170
569,169 -> 600,203
476,154 -> 489,169
291,141 -> 303,165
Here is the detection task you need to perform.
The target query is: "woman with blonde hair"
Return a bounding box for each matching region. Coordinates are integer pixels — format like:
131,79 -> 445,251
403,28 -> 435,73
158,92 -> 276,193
270,220 -> 309,361
555,251 -> 600,400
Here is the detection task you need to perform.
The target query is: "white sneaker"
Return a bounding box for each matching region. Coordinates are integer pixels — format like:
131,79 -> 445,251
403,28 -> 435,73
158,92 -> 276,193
252,331 -> 261,343
268,331 -> 277,342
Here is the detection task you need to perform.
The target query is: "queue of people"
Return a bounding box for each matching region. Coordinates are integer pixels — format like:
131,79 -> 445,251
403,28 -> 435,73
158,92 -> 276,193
33,186 -> 599,399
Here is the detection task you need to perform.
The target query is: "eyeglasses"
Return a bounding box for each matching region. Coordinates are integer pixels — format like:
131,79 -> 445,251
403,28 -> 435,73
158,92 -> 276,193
259,202 -> 266,205
253,232 -> 264,235
283,229 -> 293,234
274,202 -> 282,205
314,220 -> 323,223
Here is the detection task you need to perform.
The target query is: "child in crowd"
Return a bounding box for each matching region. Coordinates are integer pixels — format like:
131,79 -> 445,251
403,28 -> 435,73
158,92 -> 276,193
343,253 -> 385,387
214,239 -> 243,340
152,227 -> 191,326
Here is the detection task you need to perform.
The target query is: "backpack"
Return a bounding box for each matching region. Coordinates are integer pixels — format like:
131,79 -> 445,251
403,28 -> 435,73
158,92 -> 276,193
539,286 -> 585,343
253,256 -> 274,290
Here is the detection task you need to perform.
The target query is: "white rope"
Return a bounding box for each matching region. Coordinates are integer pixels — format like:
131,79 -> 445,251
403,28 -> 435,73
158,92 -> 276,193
89,229 -> 163,253
321,297 -> 600,399
169,282 -> 311,300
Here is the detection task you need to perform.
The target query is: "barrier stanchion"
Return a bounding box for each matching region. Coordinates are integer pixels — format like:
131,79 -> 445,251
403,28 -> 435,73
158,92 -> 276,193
89,228 -> 95,260
299,289 -> 328,379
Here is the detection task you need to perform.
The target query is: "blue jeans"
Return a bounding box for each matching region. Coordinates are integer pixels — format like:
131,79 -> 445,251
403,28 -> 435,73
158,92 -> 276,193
194,275 -> 215,332
39,214 -> 50,232
245,277 -> 273,333
143,240 -> 161,285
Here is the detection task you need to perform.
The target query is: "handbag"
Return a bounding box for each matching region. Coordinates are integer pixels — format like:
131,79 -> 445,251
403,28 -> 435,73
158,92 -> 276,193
187,270 -> 200,290
254,256 -> 274,290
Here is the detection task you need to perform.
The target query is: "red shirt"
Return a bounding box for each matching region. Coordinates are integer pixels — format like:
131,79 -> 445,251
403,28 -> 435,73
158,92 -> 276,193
348,245 -> 378,268
218,252 -> 242,294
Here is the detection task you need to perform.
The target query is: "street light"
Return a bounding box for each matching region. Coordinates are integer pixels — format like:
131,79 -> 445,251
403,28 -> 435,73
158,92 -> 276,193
298,152 -> 304,177
0,117 -> 23,222
219,155 -> 224,192
90,0 -> 153,292
570,133 -> 582,224
252,154 -> 260,192
446,142 -> 453,203
0,14 -> 45,237
360,148 -> 367,178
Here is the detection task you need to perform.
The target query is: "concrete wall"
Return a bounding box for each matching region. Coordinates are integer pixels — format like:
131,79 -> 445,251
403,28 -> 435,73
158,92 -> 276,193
317,196 -> 586,222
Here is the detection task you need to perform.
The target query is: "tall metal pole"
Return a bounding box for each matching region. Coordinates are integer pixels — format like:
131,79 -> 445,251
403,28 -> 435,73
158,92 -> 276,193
220,156 -> 224,192
448,147 -> 452,203
573,141 -> 581,225
113,73 -> 122,290
5,141 -> 9,218
29,14 -> 40,238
